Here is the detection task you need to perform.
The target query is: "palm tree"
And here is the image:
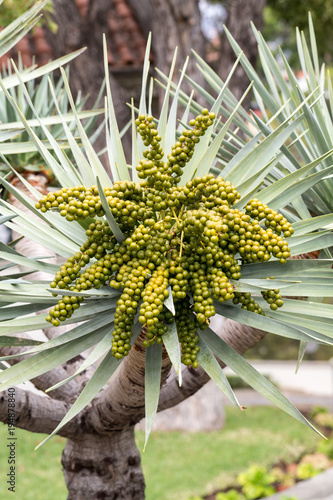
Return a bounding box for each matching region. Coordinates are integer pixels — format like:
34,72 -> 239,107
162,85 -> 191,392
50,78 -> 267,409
0,11 -> 332,500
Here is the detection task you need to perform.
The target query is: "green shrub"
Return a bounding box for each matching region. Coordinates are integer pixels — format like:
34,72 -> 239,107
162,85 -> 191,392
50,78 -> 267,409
216,489 -> 246,500
280,496 -> 300,500
237,465 -> 276,499
309,406 -> 330,419
317,437 -> 333,459
296,462 -> 321,480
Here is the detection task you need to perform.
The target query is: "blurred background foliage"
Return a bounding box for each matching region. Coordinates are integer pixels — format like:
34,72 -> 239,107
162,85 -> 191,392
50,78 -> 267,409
246,334 -> 333,361
0,0 -> 56,30
206,0 -> 333,67
264,0 -> 333,65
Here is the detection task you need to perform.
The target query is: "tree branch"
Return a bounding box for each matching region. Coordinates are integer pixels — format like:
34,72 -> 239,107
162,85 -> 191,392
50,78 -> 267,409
0,386 -> 80,438
157,316 -> 266,412
0,342 -> 84,403
84,333 -> 172,434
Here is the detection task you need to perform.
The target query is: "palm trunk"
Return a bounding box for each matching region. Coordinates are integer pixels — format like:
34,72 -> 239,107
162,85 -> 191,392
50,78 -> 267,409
62,427 -> 145,500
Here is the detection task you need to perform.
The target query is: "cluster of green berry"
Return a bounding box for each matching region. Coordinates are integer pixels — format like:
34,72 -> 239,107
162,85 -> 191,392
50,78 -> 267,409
36,185 -> 104,221
139,266 -> 169,334
233,292 -> 264,315
142,307 -> 173,348
189,267 -> 215,325
45,295 -> 82,326
37,108 -> 294,368
207,268 -> 235,303
46,251 -> 114,325
182,175 -> 241,210
175,297 -> 201,368
36,182 -> 146,232
245,199 -> 294,238
110,261 -> 148,358
136,115 -> 165,185
135,110 -> 215,188
167,109 -> 215,183
261,289 -> 284,310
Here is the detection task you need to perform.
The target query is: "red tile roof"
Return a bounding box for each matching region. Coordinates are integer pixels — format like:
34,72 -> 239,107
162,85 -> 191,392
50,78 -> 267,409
0,0 -> 147,71
105,0 -> 147,69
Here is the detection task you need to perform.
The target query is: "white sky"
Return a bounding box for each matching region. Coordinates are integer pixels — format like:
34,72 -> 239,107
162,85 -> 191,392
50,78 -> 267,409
199,0 -> 226,40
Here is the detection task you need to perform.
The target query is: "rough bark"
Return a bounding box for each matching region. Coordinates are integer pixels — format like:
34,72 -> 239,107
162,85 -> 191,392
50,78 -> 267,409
45,0 -> 119,110
0,340 -> 85,404
151,0 -> 206,106
218,0 -> 266,107
126,0 -> 153,38
0,386 -> 80,437
46,0 -> 206,107
62,427 -> 145,500
85,332 -> 172,433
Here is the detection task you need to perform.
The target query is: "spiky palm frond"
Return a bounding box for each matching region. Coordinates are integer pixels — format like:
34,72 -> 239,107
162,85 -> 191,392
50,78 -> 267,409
0,63 -> 104,177
160,14 -> 333,240
0,1 -> 105,178
0,20 -> 332,449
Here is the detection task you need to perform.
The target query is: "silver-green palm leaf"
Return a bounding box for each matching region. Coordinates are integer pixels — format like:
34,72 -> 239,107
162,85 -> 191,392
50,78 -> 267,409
0,14 -> 332,448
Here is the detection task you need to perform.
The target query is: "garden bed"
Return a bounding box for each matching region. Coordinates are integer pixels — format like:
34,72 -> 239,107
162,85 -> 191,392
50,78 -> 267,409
0,405 -> 329,500
188,407 -> 333,500
201,453 -> 332,500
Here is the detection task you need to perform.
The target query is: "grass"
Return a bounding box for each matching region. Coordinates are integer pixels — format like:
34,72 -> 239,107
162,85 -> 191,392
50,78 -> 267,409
0,424 -> 67,499
137,406 -> 321,500
0,406 -> 321,500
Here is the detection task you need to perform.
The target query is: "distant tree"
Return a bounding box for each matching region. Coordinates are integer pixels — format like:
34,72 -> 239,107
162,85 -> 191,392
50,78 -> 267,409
42,1 -> 206,116
266,0 -> 333,64
203,0 -> 266,108
218,0 -> 266,105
